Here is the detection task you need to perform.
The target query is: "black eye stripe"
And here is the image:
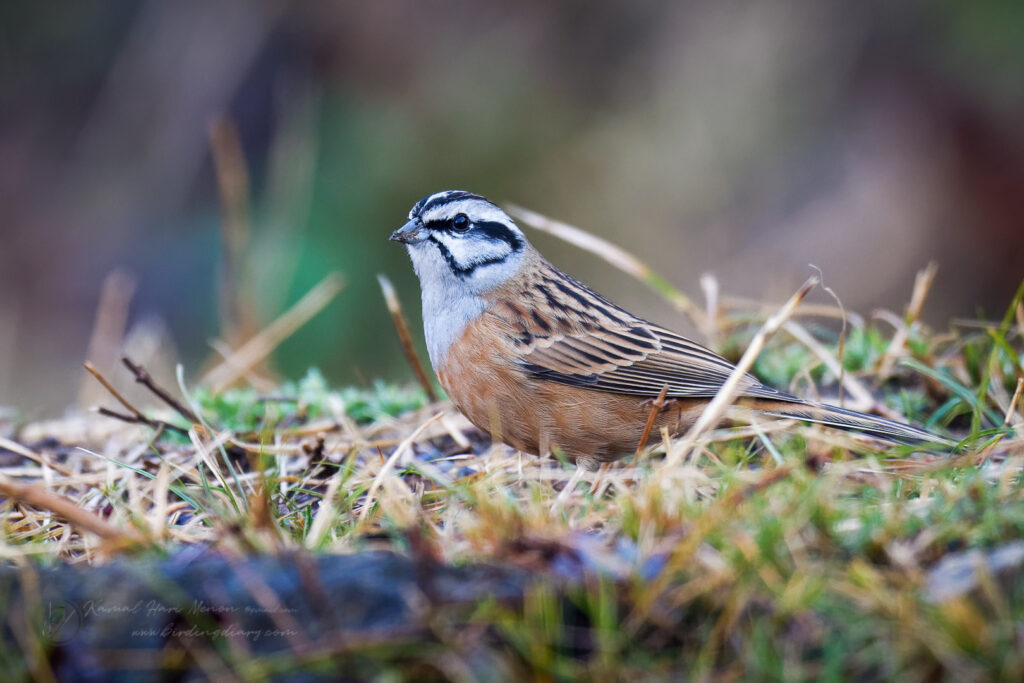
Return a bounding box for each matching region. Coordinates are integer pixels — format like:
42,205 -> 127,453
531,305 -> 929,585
470,220 -> 523,251
420,218 -> 523,253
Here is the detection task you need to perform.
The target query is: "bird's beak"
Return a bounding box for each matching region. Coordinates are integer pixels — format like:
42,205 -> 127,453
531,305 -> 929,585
389,220 -> 426,245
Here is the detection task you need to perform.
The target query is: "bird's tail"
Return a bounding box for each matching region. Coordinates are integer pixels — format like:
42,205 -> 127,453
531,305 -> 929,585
750,398 -> 954,447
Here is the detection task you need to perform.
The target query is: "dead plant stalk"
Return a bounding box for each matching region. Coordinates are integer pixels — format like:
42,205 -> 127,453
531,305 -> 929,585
377,274 -> 438,402
661,276 -> 819,469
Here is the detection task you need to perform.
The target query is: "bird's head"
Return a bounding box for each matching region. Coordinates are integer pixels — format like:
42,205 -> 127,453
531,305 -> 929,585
391,190 -> 530,296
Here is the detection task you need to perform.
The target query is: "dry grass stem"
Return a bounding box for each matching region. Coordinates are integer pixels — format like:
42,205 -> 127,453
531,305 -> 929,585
4,261 -> 1021,680
507,203 -> 708,332
209,116 -> 258,348
878,262 -> 938,376
77,269 -> 137,408
700,272 -> 721,347
439,414 -> 471,450
207,338 -> 278,391
377,274 -> 438,402
202,272 -> 345,393
782,320 -> 877,413
86,355 -> 204,436
1005,377 -> 1023,426
0,477 -> 145,545
809,264 -> 850,406
189,427 -> 241,503
0,436 -> 73,477
587,463 -> 613,497
719,296 -> 865,327
94,407 -> 188,437
662,276 -> 818,468
358,412 -> 444,523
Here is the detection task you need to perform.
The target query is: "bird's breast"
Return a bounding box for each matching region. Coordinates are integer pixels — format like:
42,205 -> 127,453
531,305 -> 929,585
421,290 -> 487,370
435,313 -> 546,453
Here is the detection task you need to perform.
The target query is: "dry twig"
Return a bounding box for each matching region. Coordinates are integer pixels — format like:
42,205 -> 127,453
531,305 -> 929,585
121,356 -> 199,424
635,384 -> 671,460
95,408 -> 188,437
85,360 -> 191,436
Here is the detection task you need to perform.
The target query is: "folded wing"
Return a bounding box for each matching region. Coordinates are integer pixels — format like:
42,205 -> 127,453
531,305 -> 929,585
517,319 -> 786,400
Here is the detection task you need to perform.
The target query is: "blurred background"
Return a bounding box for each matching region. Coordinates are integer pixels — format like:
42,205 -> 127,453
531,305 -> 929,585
1,0 -> 1022,415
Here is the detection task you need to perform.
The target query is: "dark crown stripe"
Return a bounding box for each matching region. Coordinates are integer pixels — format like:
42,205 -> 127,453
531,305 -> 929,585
417,190 -> 486,216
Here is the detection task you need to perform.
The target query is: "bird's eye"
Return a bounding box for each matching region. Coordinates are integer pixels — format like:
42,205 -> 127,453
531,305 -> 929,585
451,214 -> 470,232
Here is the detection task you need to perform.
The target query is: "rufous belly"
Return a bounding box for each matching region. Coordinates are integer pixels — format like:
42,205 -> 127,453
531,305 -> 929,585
436,319 -> 707,467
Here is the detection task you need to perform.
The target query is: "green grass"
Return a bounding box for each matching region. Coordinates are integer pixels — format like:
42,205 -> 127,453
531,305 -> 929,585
1,286 -> 1022,680
191,368 -> 429,433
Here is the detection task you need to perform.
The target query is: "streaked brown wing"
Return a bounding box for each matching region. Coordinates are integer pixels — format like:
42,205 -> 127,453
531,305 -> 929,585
519,321 -> 785,399
485,259 -> 786,401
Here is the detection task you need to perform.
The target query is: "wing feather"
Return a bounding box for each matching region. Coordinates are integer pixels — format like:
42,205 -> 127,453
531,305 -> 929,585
487,260 -> 786,400
521,326 -> 780,398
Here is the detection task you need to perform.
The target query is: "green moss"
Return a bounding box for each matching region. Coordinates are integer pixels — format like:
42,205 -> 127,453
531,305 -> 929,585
188,368 -> 428,433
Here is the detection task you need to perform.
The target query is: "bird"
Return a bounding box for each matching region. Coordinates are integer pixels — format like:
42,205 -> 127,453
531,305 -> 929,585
391,190 -> 949,468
